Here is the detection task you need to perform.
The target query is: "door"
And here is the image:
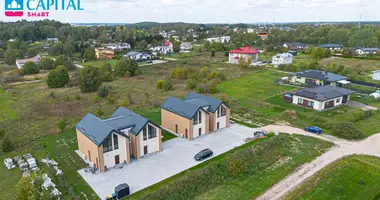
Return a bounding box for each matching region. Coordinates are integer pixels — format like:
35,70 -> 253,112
175,124 -> 178,134
185,129 -> 188,139
342,95 -> 348,103
96,158 -> 98,169
115,155 -> 120,165
217,122 -> 220,130
88,151 -> 91,161
144,146 -> 148,155
198,128 -> 202,136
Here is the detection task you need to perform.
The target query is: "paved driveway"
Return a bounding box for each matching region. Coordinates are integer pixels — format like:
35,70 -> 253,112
78,123 -> 256,198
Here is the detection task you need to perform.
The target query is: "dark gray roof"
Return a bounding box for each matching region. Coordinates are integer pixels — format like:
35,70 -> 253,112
320,43 -> 343,48
76,107 -> 154,146
185,92 -> 223,113
285,42 -> 306,46
125,51 -> 141,56
291,85 -> 356,101
359,48 -> 379,52
295,70 -> 347,82
161,96 -> 202,119
76,113 -> 120,146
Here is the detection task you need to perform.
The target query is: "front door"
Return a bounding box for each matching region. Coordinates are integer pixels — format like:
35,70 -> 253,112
144,146 -> 148,155
342,95 -> 348,103
175,124 -> 178,134
198,128 -> 202,136
115,155 -> 120,165
217,122 -> 220,130
185,129 -> 188,139
88,151 -> 91,161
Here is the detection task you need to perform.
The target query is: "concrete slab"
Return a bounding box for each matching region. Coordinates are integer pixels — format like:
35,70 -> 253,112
78,123 -> 257,198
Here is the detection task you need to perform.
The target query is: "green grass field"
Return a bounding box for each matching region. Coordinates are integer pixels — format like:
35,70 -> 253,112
0,88 -> 17,120
126,134 -> 333,200
284,155 -> 380,200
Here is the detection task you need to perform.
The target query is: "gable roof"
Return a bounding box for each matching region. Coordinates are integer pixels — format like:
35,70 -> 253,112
229,46 -> 259,54
295,70 -> 347,82
357,47 -> 379,52
185,92 -> 224,113
161,96 -> 202,119
291,85 -> 356,101
274,53 -> 293,58
16,56 -> 41,64
284,42 -> 306,46
125,51 -> 141,56
320,43 -> 343,48
180,42 -> 192,47
109,107 -> 150,135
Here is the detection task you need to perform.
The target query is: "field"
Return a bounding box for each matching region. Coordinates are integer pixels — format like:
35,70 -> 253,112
126,134 -> 333,200
284,155 -> 380,200
0,88 -> 17,120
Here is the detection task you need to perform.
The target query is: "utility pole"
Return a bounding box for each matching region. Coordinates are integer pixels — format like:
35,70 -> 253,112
358,13 -> 362,28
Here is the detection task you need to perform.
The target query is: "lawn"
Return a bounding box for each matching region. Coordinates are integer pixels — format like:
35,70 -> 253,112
284,155 -> 380,200
82,59 -> 118,68
0,88 -> 17,120
126,133 -> 333,200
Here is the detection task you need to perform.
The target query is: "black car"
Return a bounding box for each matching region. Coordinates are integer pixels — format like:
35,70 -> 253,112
194,149 -> 213,161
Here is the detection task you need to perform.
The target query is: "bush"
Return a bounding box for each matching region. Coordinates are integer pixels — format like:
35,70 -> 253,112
332,122 -> 365,139
79,65 -> 102,93
115,58 -> 139,77
1,134 -> 14,153
162,79 -> 173,91
75,94 -> 81,100
107,95 -> 116,104
187,79 -> 199,89
39,58 -> 55,70
96,109 -> 104,117
118,98 -> 131,107
92,96 -> 100,103
226,154 -> 248,177
171,66 -> 185,79
211,51 -> 215,57
23,62 -> 40,75
47,65 -> 69,88
98,84 -> 111,98
57,120 -> 67,133
156,80 -> 164,89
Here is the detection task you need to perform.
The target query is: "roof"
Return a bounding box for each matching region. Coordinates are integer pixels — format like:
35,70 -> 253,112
125,51 -> 141,56
161,96 -> 202,119
16,56 -> 41,64
372,70 -> 380,73
320,43 -> 343,48
185,92 -> 224,113
285,42 -> 306,46
291,85 -> 356,101
76,107 -> 155,146
229,46 -> 259,54
295,70 -> 347,82
180,42 -> 192,47
274,53 -> 293,58
357,48 -> 379,52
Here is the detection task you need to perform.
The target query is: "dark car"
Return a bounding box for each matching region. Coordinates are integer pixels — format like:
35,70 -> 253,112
304,126 -> 322,134
253,131 -> 267,138
147,60 -> 153,63
194,149 -> 213,161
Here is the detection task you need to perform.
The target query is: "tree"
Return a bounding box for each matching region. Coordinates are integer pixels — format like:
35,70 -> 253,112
173,41 -> 181,53
1,134 -> 13,153
16,172 -> 51,200
84,47 -> 96,60
54,55 -> 75,70
4,49 -> 21,65
204,41 -> 210,49
137,40 -> 148,50
211,50 -> 215,57
98,84 -> 111,98
79,65 -> 102,93
99,62 -> 114,82
47,65 -> 69,88
38,58 -> 54,70
23,62 -> 40,75
26,47 -> 38,58
238,56 -> 251,69
115,58 -> 139,77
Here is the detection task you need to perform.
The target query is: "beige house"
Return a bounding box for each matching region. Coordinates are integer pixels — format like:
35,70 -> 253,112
161,92 -> 230,140
76,107 -> 162,173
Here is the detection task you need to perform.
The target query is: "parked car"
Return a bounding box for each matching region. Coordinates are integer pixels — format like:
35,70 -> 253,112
147,60 -> 153,63
304,126 -> 322,134
253,131 -> 268,138
194,149 -> 213,161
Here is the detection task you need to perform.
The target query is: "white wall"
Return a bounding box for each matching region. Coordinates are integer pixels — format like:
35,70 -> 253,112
293,95 -> 346,111
373,72 -> 380,81
192,110 -> 207,139
139,123 -> 160,157
229,53 -> 258,64
215,105 -> 227,130
103,133 -> 128,169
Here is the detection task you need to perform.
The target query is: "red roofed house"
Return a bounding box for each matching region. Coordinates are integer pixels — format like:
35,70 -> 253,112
228,46 -> 259,64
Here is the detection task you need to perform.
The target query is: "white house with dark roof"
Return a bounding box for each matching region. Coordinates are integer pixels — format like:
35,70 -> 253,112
76,107 -> 162,173
320,44 -> 344,50
272,53 -> 293,65
355,47 -> 379,55
290,70 -> 349,87
180,42 -> 193,52
16,55 -> 41,69
107,43 -> 131,51
288,85 -> 356,111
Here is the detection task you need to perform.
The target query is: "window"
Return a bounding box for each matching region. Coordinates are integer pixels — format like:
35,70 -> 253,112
198,111 -> 202,123
336,98 -> 341,103
307,101 -> 314,107
143,127 -> 147,141
220,106 -> 226,117
193,112 -> 198,125
148,124 -> 157,139
103,135 -> 113,153
193,111 -> 202,125
113,134 -> 118,150
298,98 -> 304,104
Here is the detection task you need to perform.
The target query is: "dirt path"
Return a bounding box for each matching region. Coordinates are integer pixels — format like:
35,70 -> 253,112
257,125 -> 380,200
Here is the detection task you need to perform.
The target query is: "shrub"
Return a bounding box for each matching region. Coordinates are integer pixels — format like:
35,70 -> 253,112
226,154 -> 248,177
200,66 -> 210,78
98,84 -> 111,98
196,84 -> 205,94
49,92 -> 56,99
156,80 -> 164,89
115,58 -> 139,77
79,65 -> 102,93
47,65 -> 69,88
1,134 -> 14,153
92,96 -> 100,103
100,62 -> 114,82
211,51 -> 215,57
39,58 -> 55,70
118,98 -> 131,107
332,122 -> 365,139
162,79 -> 173,91
23,62 -> 40,75
75,94 -> 81,100
96,109 -> 104,117
57,120 -> 67,133
107,95 -> 116,104
187,79 -> 199,90
171,66 -> 185,79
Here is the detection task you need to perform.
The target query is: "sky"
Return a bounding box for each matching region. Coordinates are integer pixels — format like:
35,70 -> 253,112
1,0 -> 380,23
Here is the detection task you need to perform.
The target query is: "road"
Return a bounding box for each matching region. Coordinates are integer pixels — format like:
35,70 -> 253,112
257,125 -> 380,200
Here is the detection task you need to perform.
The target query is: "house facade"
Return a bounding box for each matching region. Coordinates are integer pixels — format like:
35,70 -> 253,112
124,51 -> 151,60
180,42 -> 193,52
76,107 -> 162,173
206,36 -> 231,43
288,86 -> 355,111
258,32 -> 268,40
272,53 -> 293,65
161,92 -> 230,141
283,42 -> 307,51
355,48 -> 378,56
16,55 -> 41,69
95,48 -> 115,59
320,44 -> 343,50
228,46 -> 259,64
290,70 -> 348,87
150,41 -> 173,55
47,38 -> 59,43
107,43 -> 131,51
372,70 -> 380,81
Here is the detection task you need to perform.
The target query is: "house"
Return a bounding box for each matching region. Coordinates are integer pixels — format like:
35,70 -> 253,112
206,36 -> 231,43
320,44 -> 343,50
180,42 -> 193,52
287,85 -> 355,111
124,51 -> 151,60
258,32 -> 268,40
372,70 -> 380,81
290,70 -> 349,87
107,43 -> 131,51
247,28 -> 255,33
46,38 -> 59,43
95,48 -> 115,59
355,48 -> 378,56
228,46 -> 259,64
16,55 -> 41,69
76,107 -> 162,173
272,53 -> 293,65
149,41 -> 173,55
161,92 -> 230,141
283,42 -> 307,51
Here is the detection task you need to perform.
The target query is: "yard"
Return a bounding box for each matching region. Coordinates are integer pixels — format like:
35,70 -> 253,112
284,155 -> 380,200
126,134 -> 333,200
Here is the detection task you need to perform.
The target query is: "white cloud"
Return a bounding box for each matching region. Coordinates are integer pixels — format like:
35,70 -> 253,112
0,0 -> 378,23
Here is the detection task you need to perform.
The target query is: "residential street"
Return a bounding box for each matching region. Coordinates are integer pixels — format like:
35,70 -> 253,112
257,125 -> 380,200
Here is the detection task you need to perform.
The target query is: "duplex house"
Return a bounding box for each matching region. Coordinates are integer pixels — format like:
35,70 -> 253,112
150,41 -> 173,55
76,107 -> 162,173
16,55 -> 41,69
291,70 -> 348,87
320,44 -> 343,50
228,46 -> 259,64
272,53 -> 293,65
287,85 -> 355,111
161,92 -> 230,140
